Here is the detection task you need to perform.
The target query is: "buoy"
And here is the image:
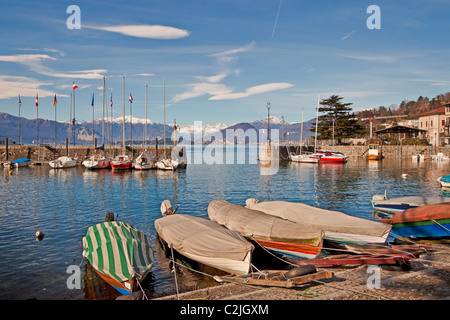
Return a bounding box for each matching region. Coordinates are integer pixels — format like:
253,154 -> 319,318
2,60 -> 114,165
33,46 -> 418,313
401,173 -> 409,179
8,170 -> 13,176
36,230 -> 45,241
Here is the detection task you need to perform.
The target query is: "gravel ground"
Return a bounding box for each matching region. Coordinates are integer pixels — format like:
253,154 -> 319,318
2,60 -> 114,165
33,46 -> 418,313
154,245 -> 450,301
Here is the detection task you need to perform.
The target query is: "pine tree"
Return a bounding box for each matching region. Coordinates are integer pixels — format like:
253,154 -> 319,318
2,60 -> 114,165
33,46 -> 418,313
310,95 -> 366,144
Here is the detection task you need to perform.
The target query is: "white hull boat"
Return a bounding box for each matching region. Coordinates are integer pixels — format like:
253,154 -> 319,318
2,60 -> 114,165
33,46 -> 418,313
289,152 -> 321,163
49,156 -> 77,169
155,201 -> 253,275
372,193 -> 450,215
133,151 -> 155,170
156,158 -> 179,171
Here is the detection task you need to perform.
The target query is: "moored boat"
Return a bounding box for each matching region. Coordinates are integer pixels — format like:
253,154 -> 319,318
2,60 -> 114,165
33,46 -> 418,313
289,152 -> 321,163
366,143 -> 383,160
316,150 -> 348,163
82,155 -> 111,170
49,156 -> 77,169
437,175 -> 450,188
134,151 -> 155,170
82,218 -> 154,295
208,200 -> 323,259
155,158 -> 178,171
383,202 -> 450,240
155,200 -> 254,275
245,198 -> 391,245
371,193 -> 450,215
111,155 -> 133,170
3,158 -> 31,168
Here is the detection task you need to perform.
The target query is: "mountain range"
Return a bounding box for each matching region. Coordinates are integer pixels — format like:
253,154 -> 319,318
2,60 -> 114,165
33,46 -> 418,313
0,112 -> 315,145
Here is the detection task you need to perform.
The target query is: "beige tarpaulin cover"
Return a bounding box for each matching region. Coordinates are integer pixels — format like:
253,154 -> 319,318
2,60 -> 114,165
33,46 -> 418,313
154,214 -> 254,274
245,199 -> 391,238
208,200 -> 323,246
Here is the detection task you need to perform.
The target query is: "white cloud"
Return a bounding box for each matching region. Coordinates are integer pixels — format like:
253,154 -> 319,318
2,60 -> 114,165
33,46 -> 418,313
174,79 -> 231,102
209,82 -> 293,100
0,53 -> 106,79
209,41 -> 255,64
136,73 -> 155,76
87,24 -> 190,39
0,75 -> 56,99
341,30 -> 355,40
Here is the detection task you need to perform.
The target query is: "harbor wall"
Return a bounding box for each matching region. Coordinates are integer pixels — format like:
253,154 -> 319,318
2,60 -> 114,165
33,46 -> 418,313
0,144 -> 175,163
280,145 -> 450,161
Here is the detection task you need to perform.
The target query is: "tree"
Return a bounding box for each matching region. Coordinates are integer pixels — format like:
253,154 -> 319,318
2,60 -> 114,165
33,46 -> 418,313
310,95 -> 366,144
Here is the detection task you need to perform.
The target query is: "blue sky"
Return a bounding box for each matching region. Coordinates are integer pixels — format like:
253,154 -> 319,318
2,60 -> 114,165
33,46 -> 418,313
0,0 -> 449,126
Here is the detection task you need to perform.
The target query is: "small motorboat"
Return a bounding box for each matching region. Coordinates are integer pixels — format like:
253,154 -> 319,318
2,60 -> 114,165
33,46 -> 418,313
82,217 -> 154,295
383,202 -> 450,241
49,156 -> 77,169
371,192 -> 450,215
155,158 -> 179,171
155,200 -> 254,275
208,200 -> 323,259
437,175 -> 450,188
82,155 -> 110,170
133,151 -> 155,170
3,158 -> 31,168
316,150 -> 348,163
111,155 -> 133,170
366,144 -> 383,161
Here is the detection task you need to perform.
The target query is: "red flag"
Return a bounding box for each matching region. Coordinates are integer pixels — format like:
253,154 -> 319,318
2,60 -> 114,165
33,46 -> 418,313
35,94 -> 38,107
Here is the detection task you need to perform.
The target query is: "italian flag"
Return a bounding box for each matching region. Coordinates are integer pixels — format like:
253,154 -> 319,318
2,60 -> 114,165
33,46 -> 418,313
72,82 -> 78,90
35,94 -> 38,107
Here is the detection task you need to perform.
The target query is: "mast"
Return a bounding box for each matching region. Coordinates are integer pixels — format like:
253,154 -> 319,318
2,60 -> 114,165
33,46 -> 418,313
102,76 -> 105,147
18,95 -> 21,145
163,78 -> 166,157
314,93 -> 320,153
300,108 -> 304,155
145,84 -> 148,147
122,75 -> 125,153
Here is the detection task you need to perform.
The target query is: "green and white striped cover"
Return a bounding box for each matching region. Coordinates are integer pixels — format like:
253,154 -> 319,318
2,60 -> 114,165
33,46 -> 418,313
82,221 -> 154,282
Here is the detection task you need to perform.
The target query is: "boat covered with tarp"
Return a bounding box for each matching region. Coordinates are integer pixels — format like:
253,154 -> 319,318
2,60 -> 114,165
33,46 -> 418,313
155,212 -> 254,275
208,200 -> 323,259
3,158 -> 31,168
245,198 -> 392,245
383,202 -> 450,240
82,220 -> 154,295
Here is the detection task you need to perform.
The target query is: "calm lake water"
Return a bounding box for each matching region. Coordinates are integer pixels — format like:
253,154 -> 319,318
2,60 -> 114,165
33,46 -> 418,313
0,146 -> 449,300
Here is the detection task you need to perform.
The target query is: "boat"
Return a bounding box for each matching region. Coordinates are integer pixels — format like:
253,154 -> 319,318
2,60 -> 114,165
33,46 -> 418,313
245,198 -> 391,246
111,155 -> 133,170
366,143 -> 383,160
82,218 -> 154,295
156,158 -> 179,170
371,192 -> 450,215
289,152 -> 321,163
431,153 -> 450,161
289,108 -> 321,164
208,200 -> 323,259
412,153 -> 427,161
438,175 -> 450,188
49,156 -> 77,169
383,202 -> 450,240
154,200 -> 254,275
133,151 -> 155,170
3,158 -> 31,168
82,154 -> 111,170
316,150 -> 349,163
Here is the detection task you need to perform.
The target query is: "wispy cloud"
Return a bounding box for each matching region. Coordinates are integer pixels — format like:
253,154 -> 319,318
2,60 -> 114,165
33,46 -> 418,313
0,75 -> 56,99
341,30 -> 355,40
86,24 -> 190,39
136,73 -> 155,76
0,53 -> 106,79
209,41 -> 255,64
210,82 -> 293,100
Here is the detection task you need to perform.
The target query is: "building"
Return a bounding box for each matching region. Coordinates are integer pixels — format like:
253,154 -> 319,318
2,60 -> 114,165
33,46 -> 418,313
444,102 -> 450,146
418,106 -> 446,146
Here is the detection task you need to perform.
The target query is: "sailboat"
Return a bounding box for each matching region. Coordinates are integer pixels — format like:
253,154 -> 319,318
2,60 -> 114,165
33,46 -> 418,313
49,155 -> 78,169
156,79 -> 179,171
289,108 -> 321,163
111,76 -> 133,171
133,150 -> 155,170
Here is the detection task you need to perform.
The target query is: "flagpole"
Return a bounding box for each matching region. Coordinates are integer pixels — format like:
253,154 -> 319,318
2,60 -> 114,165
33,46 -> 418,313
36,94 -> 39,146
18,95 -> 21,145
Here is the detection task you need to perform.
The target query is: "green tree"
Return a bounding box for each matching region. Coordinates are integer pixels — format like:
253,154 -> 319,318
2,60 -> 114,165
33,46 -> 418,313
310,95 -> 366,144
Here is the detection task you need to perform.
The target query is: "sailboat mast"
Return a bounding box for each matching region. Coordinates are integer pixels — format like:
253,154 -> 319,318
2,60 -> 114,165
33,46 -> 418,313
314,93 -> 320,153
300,108 -> 304,155
122,75 -> 125,153
145,84 -> 148,147
102,76 -> 105,147
163,78 -> 166,157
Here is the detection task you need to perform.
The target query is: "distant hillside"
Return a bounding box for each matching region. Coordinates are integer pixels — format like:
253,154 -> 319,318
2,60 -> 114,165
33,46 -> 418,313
0,112 -> 315,145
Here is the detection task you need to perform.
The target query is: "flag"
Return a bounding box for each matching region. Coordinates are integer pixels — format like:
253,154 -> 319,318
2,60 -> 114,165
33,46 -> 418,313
53,94 -> 57,106
72,82 -> 78,90
18,95 -> 22,106
35,94 -> 38,107
110,94 -> 113,107
129,93 -> 133,103
91,93 -> 94,107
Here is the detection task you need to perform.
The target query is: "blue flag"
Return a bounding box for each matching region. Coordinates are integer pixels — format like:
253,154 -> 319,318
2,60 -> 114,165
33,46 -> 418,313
91,93 -> 94,107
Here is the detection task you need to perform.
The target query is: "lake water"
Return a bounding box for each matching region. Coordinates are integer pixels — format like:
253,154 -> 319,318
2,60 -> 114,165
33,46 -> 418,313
0,146 -> 449,300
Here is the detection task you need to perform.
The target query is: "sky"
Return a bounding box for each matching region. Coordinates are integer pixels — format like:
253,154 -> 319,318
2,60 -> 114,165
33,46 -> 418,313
0,0 -> 449,126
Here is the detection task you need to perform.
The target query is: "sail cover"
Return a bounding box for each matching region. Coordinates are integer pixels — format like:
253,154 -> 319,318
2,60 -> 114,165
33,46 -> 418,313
208,200 -> 323,245
155,214 -> 253,264
245,199 -> 391,238
82,221 -> 154,283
